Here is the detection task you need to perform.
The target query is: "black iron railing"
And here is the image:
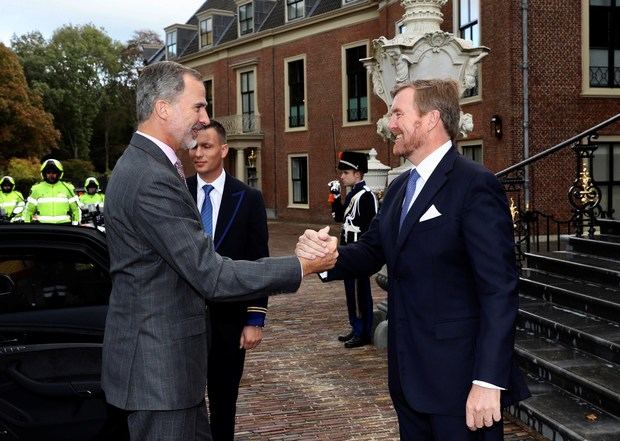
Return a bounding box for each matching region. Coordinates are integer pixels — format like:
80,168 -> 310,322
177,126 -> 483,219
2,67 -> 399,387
496,113 -> 620,261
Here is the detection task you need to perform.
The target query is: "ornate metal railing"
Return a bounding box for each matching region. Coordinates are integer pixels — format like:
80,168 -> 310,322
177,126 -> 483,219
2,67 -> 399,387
496,113 -> 620,261
217,114 -> 262,135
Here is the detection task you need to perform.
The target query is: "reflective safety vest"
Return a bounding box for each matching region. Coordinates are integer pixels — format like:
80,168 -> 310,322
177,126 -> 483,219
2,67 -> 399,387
0,190 -> 25,218
79,192 -> 105,209
23,181 -> 81,224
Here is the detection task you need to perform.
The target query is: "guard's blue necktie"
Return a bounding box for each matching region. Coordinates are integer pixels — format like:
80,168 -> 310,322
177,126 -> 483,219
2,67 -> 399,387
399,169 -> 420,230
201,184 -> 214,236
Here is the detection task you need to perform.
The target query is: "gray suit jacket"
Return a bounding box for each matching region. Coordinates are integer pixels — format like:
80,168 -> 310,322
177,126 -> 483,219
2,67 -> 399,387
102,133 -> 301,411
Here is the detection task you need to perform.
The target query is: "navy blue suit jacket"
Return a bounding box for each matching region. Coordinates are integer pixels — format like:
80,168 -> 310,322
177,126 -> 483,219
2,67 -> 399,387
326,147 -> 529,415
187,173 -> 269,318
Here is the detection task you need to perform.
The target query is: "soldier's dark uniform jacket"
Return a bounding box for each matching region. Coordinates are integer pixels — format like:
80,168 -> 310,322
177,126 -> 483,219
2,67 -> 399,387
330,151 -> 378,347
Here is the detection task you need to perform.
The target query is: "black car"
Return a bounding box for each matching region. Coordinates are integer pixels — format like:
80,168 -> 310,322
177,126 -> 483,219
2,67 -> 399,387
0,224 -> 128,440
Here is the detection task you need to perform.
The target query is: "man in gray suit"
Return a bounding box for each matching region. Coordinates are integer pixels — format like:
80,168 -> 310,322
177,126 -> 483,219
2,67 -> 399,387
102,61 -> 337,441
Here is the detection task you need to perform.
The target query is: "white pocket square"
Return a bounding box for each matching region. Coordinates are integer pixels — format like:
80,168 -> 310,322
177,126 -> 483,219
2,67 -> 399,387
419,204 -> 442,222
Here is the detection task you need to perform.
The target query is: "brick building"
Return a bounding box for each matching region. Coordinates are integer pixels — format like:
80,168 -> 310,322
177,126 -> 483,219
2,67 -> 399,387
158,0 -> 620,223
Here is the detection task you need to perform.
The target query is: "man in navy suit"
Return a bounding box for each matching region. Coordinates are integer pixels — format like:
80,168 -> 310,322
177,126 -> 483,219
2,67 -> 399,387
187,120 -> 268,441
297,79 -> 529,440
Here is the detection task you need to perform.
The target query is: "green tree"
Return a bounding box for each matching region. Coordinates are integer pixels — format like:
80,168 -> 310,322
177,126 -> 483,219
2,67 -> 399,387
12,25 -> 124,160
5,156 -> 41,195
91,29 -> 163,172
0,43 -> 59,161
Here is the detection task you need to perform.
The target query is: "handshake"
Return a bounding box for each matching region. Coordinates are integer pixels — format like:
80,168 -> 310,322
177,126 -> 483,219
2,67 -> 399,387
296,226 -> 339,276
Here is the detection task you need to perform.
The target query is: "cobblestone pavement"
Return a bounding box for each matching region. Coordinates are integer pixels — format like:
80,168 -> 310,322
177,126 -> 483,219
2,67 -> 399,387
232,221 -> 543,441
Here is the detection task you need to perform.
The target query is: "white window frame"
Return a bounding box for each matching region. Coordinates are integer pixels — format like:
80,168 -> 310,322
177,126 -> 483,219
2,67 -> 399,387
236,67 -> 258,132
458,139 -> 484,164
288,153 -> 309,208
199,17 -> 214,49
342,41 -> 371,127
238,2 -> 254,36
581,0 -> 620,96
284,54 -> 307,132
166,30 -> 177,59
453,0 -> 482,103
285,0 -> 305,22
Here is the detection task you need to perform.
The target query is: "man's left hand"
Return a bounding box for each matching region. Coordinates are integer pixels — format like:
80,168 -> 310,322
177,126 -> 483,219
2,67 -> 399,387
240,326 -> 263,350
465,383 -> 501,430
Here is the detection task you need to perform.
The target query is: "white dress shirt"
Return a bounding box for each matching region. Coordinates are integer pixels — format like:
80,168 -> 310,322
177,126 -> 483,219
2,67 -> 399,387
196,169 -> 226,238
402,140 -> 452,214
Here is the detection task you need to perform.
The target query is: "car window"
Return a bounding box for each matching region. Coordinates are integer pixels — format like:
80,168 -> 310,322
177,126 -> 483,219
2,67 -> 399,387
0,250 -> 110,313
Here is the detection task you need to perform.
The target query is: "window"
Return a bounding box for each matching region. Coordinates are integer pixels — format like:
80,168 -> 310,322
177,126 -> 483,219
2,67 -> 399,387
239,3 -> 254,35
287,0 -> 304,21
0,251 -> 110,313
458,0 -> 480,98
240,71 -> 255,133
345,45 -> 368,123
459,0 -> 480,46
589,0 -> 620,87
166,31 -> 177,58
590,142 -> 620,217
461,144 -> 483,163
287,59 -> 305,128
204,79 -> 213,118
289,155 -> 308,205
200,18 -> 213,47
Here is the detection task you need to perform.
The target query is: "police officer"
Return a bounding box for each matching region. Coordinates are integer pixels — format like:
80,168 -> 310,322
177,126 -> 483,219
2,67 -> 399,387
79,177 -> 105,210
329,151 -> 378,348
23,159 -> 81,225
0,176 -> 25,221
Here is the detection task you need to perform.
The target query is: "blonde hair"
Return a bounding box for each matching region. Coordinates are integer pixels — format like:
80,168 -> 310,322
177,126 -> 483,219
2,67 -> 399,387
391,79 -> 461,140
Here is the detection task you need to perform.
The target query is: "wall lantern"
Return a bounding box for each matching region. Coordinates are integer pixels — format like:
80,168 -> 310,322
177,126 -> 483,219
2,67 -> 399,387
490,115 -> 502,139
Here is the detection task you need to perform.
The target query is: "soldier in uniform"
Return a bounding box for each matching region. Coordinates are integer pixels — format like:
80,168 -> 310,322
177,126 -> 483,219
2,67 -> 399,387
329,151 -> 378,348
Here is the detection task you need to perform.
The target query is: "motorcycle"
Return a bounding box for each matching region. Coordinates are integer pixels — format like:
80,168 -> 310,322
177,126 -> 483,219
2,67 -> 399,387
80,204 -> 105,233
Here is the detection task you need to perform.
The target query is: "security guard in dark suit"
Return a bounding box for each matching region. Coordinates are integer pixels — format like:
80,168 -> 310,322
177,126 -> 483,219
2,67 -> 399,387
329,151 -> 378,348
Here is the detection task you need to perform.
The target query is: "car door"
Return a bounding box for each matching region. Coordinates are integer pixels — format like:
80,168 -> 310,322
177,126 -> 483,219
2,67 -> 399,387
0,225 -> 128,441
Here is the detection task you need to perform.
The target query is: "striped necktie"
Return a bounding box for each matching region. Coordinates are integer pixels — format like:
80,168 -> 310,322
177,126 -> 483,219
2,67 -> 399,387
201,184 -> 214,236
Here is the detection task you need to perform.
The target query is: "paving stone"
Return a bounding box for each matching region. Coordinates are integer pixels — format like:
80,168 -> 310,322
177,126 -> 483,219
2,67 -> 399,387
231,222 -> 543,440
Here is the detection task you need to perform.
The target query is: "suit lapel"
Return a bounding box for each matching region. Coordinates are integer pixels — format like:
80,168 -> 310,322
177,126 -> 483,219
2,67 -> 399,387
186,175 -> 198,203
214,174 -> 245,251
396,148 -> 458,251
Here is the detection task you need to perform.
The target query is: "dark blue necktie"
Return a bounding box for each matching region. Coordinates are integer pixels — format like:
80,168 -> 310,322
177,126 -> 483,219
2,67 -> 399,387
201,184 -> 214,236
399,169 -> 420,230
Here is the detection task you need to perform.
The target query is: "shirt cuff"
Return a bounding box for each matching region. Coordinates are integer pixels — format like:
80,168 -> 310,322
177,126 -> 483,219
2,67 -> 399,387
472,380 -> 505,390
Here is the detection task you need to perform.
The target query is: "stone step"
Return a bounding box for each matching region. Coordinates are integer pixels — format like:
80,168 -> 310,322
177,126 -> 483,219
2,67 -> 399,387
597,218 -> 620,236
518,296 -> 620,365
515,328 -> 620,418
569,236 -> 620,260
520,268 -> 620,322
525,251 -> 620,286
510,376 -> 620,441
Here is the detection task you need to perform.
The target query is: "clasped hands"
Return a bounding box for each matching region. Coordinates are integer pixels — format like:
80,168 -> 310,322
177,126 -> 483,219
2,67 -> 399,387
297,226 -> 339,276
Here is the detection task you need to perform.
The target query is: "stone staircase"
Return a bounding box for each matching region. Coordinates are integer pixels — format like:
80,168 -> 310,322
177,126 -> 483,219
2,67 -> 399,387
510,218 -> 620,440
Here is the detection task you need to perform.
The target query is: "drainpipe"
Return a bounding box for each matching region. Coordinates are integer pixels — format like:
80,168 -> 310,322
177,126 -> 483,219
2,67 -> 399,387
522,0 -> 530,209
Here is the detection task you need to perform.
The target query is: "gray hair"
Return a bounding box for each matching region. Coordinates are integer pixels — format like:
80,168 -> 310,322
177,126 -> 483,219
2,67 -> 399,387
136,61 -> 203,123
